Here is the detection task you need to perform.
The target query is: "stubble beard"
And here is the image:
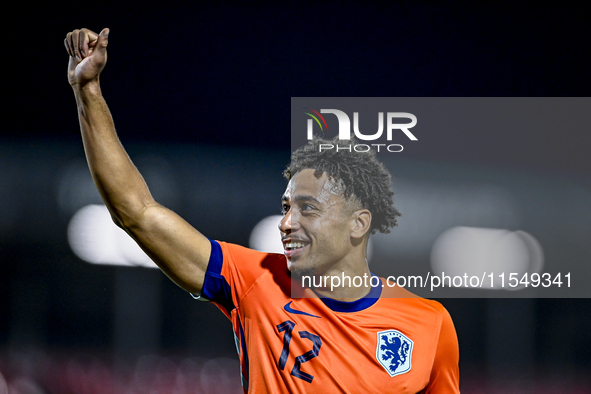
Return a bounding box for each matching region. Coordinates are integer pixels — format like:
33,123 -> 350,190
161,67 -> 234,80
288,256 -> 319,281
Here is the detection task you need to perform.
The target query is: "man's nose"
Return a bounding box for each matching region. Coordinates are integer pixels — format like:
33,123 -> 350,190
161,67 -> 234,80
279,210 -> 298,233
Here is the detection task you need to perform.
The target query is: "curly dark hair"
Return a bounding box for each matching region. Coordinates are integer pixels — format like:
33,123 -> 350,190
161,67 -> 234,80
283,136 -> 401,234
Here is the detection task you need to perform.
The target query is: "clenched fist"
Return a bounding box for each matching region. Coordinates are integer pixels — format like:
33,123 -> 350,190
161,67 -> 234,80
64,28 -> 109,87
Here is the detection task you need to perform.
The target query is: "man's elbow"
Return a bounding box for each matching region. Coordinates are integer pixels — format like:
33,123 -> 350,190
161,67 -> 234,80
116,201 -> 165,233
109,211 -> 126,229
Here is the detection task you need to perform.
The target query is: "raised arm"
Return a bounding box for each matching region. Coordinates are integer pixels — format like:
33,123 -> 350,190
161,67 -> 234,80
64,28 -> 210,294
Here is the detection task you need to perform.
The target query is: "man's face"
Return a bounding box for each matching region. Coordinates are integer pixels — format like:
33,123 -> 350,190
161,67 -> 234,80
279,169 -> 354,277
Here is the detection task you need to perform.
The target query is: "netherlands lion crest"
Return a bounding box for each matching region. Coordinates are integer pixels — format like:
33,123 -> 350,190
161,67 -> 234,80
376,330 -> 414,377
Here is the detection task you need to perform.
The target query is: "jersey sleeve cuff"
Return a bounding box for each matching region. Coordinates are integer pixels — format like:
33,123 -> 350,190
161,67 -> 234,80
190,239 -> 235,313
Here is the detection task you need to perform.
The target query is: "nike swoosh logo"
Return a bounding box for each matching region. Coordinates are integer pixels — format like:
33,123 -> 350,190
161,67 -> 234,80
284,301 -> 321,318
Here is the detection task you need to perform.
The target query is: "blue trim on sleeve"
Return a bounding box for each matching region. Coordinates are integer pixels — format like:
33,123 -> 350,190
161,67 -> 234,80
207,237 -> 224,275
238,316 -> 249,387
317,274 -> 382,312
200,239 -> 235,314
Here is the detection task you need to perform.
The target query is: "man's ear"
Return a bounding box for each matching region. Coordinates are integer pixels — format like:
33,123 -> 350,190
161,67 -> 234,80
350,209 -> 372,239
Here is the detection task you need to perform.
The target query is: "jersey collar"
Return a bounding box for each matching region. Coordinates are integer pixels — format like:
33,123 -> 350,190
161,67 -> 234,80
314,274 -> 382,312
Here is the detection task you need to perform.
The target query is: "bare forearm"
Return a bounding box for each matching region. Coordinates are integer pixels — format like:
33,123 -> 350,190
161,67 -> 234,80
74,81 -> 155,227
65,27 -> 210,293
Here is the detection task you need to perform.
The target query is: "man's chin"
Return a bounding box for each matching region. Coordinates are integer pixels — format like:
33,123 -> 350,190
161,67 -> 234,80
288,260 -> 317,280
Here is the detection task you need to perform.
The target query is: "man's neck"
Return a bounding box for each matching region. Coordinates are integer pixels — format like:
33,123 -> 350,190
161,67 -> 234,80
310,261 -> 374,301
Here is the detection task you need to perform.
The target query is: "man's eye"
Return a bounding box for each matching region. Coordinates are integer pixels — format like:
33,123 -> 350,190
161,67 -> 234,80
281,204 -> 290,215
302,203 -> 315,212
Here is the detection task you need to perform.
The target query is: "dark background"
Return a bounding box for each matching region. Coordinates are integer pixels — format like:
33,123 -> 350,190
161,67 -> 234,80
2,2 -> 591,393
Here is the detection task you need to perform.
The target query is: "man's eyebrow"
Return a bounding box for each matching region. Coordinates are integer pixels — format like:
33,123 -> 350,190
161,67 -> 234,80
291,194 -> 322,204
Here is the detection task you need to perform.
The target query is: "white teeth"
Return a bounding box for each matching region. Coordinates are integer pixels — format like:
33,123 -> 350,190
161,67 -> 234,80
285,242 -> 306,249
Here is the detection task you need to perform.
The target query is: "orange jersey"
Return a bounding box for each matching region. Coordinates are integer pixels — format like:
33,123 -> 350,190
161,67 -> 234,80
196,240 -> 460,393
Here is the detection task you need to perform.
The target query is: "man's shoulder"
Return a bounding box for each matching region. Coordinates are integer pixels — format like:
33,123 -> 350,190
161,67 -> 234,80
378,281 -> 451,324
217,241 -> 286,266
215,240 -> 291,288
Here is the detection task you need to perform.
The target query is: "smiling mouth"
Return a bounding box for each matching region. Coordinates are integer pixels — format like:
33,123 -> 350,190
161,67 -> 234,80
284,242 -> 308,251
283,241 -> 309,259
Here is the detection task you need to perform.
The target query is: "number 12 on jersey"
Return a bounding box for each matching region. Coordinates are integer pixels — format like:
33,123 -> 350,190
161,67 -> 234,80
277,320 -> 322,383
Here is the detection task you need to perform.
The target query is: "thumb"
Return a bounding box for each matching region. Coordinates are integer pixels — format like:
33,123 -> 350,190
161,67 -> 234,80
94,28 -> 109,54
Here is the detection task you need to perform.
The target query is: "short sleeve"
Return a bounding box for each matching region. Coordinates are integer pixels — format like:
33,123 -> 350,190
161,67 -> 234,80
192,239 -> 286,319
422,306 -> 460,393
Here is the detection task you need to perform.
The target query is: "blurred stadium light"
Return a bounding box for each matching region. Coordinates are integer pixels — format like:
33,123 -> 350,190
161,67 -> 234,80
248,215 -> 284,253
431,226 -> 544,290
67,204 -> 157,268
372,179 -> 522,260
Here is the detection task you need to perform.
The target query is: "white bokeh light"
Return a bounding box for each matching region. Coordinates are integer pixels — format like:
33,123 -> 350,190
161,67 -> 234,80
430,226 -> 544,290
249,215 -> 284,253
67,204 -> 157,268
